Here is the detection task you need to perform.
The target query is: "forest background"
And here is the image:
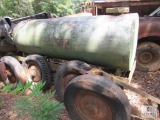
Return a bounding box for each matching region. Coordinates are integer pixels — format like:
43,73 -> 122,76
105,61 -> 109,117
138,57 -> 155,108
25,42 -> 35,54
0,0 -> 91,18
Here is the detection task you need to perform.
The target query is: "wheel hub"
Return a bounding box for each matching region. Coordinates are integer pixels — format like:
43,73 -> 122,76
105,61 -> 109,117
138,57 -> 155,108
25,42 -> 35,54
61,72 -> 78,93
75,91 -> 112,120
138,51 -> 155,64
6,66 -> 16,84
28,62 -> 41,82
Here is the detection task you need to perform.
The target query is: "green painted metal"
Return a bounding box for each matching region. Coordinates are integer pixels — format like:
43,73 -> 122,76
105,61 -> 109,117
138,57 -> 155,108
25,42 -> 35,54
13,13 -> 139,71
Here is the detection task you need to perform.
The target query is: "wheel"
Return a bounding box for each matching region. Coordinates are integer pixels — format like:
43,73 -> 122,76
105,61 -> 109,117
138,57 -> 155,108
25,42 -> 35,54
22,54 -> 52,91
136,42 -> 160,72
1,56 -> 27,89
64,74 -> 131,120
54,60 -> 91,101
0,61 -> 7,82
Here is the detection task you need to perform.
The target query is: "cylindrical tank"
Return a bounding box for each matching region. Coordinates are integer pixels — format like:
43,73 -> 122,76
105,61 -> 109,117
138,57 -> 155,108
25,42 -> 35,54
13,13 -> 139,71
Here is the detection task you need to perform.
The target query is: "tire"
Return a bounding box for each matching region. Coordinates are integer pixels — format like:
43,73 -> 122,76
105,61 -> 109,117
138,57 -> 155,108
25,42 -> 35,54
0,61 -> 7,82
22,54 -> 52,91
136,42 -> 160,72
54,60 -> 91,101
64,74 -> 131,120
1,56 -> 27,89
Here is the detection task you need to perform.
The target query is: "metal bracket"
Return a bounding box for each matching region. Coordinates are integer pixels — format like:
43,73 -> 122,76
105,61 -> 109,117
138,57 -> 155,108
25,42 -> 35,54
149,7 -> 160,17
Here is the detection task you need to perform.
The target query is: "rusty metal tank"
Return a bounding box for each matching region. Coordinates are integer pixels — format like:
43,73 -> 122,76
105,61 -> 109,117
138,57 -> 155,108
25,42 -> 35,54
13,13 -> 139,71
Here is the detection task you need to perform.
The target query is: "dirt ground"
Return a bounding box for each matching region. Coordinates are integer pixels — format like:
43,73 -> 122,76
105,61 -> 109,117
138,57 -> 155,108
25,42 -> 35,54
0,70 -> 159,120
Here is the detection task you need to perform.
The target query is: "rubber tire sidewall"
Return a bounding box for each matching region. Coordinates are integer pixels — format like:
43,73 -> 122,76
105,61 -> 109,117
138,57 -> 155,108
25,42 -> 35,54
22,54 -> 52,91
64,74 -> 131,120
54,60 -> 91,101
136,42 -> 160,72
1,56 -> 27,89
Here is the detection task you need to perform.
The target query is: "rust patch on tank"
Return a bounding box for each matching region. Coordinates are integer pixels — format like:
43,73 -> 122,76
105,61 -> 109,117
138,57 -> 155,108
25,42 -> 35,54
54,36 -> 69,49
138,17 -> 160,39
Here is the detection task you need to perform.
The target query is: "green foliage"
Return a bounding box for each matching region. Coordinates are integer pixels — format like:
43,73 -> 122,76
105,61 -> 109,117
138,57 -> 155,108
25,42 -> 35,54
71,0 -> 90,13
0,0 -> 91,18
2,82 -> 32,94
15,82 -> 63,120
3,82 -> 63,120
2,84 -> 12,92
0,0 -> 34,18
37,0 -> 74,16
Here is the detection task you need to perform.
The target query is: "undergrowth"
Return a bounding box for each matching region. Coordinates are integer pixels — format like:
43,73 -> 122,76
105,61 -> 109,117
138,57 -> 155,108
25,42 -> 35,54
2,82 -> 63,120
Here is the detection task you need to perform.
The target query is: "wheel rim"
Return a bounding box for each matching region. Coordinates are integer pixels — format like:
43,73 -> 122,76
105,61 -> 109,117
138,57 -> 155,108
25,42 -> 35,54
61,72 -> 78,93
75,90 -> 112,120
27,61 -> 41,83
138,50 -> 158,65
5,65 -> 17,86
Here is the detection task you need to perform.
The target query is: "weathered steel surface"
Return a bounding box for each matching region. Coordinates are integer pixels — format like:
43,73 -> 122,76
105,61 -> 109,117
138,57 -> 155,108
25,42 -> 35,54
0,18 -> 7,38
81,0 -> 160,7
0,61 -> 7,82
81,0 -> 160,16
138,17 -> 160,39
0,18 -> 17,52
11,12 -> 51,29
13,13 -> 139,71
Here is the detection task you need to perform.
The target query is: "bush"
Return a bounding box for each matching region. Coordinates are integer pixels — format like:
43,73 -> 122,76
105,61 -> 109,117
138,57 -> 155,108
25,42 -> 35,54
2,82 -> 63,120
